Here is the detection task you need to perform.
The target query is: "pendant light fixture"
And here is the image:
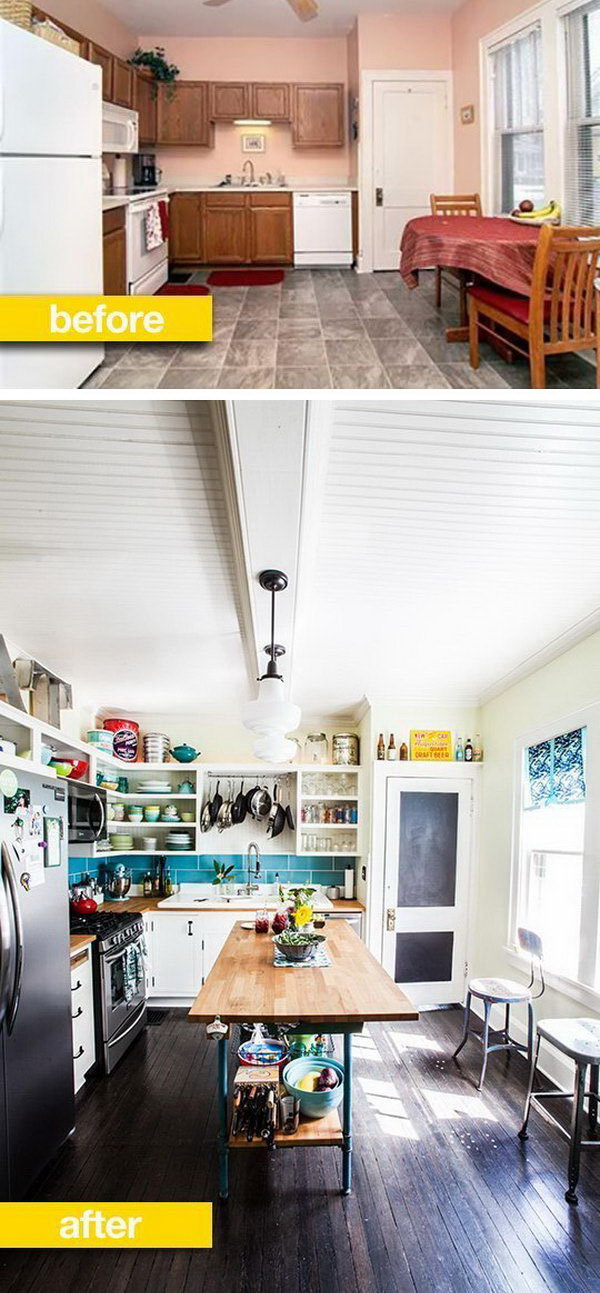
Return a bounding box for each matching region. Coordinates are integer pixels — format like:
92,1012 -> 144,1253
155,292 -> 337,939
241,570 -> 301,763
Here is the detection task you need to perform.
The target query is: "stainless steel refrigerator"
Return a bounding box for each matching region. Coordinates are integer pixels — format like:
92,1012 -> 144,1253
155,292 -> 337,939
0,765 -> 74,1199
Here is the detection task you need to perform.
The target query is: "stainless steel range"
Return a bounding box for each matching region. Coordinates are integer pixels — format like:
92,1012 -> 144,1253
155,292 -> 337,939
70,909 -> 147,1074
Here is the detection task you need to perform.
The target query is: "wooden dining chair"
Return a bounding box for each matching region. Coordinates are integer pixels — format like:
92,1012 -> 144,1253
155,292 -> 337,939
430,193 -> 482,311
468,224 -> 600,389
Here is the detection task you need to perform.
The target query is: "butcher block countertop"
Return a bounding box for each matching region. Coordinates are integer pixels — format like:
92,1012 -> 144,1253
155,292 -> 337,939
189,921 -> 417,1026
69,933 -> 95,956
101,895 -> 365,915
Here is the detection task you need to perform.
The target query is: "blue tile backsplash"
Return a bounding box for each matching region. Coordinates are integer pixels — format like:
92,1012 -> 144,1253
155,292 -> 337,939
68,854 -> 353,888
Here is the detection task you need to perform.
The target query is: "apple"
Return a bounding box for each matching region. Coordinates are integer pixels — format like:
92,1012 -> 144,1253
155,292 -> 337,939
519,199 -> 534,213
317,1067 -> 339,1091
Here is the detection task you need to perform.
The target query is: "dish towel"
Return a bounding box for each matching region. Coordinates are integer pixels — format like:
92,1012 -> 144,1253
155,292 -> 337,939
158,199 -> 169,241
123,942 -> 145,1002
144,203 -> 163,252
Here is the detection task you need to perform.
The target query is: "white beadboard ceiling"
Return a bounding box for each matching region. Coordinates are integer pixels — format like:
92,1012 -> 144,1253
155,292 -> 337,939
104,0 -> 462,39
2,397 -> 600,722
292,398 -> 600,715
0,400 -> 248,715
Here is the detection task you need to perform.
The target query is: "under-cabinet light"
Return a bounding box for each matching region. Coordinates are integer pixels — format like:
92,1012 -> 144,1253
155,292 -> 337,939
234,118 -> 272,126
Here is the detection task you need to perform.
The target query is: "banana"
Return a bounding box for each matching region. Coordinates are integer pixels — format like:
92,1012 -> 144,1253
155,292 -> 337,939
514,199 -> 561,221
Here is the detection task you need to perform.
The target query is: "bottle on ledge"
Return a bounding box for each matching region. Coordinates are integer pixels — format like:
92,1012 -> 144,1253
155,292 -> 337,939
455,736 -> 464,761
400,741 -> 408,761
386,733 -> 398,760
377,732 -> 386,760
464,737 -> 473,762
473,734 -> 483,762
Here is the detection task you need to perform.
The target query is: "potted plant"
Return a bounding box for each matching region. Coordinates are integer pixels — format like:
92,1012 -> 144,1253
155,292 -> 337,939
279,885 -> 317,932
212,860 -> 236,887
129,46 -> 180,99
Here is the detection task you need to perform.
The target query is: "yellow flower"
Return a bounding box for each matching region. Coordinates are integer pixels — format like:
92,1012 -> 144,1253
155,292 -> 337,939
294,905 -> 313,928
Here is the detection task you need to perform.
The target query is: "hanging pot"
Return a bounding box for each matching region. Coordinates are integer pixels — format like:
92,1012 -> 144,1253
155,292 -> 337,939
245,781 -> 261,814
269,795 -> 287,839
232,780 -> 246,825
217,781 -> 233,832
250,785 -> 271,820
285,777 -> 296,832
209,780 -> 222,825
268,782 -> 279,830
201,786 -> 213,833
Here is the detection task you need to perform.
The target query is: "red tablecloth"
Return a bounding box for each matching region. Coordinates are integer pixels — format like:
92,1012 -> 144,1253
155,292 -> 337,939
400,215 -> 540,295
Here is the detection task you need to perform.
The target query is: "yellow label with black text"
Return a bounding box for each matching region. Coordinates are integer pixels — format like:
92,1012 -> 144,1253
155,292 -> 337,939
0,296 -> 212,343
0,1202 -> 212,1248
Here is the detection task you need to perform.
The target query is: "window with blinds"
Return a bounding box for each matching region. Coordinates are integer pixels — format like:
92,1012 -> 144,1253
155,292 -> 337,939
490,25 -> 545,213
564,0 -> 600,223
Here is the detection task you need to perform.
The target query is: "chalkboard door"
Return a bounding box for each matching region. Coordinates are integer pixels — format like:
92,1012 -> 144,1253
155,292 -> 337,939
382,779 -> 472,1003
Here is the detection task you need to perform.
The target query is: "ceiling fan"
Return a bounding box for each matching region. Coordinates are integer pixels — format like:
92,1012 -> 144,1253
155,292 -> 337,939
204,0 -> 319,21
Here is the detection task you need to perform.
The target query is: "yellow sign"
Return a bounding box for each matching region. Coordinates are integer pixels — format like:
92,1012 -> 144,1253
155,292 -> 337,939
0,1202 -> 212,1249
0,296 -> 212,343
410,730 -> 453,761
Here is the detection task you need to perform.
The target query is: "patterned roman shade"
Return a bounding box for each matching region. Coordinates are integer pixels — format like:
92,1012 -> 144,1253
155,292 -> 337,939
526,728 -> 586,807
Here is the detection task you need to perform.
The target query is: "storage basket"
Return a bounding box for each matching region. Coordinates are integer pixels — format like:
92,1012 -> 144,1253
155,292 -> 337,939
32,17 -> 80,56
0,1 -> 32,28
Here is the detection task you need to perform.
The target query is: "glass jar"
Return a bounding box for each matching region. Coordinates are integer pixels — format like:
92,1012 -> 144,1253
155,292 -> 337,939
304,733 -> 329,764
332,733 -> 359,765
255,909 -> 270,934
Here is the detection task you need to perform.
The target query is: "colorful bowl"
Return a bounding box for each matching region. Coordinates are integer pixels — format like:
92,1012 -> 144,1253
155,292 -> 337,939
282,1058 -> 344,1119
49,761 -> 74,778
144,806 -> 161,822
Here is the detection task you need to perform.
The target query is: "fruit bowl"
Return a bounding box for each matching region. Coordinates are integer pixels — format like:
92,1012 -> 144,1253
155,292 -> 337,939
273,933 -> 325,962
282,1057 -> 344,1119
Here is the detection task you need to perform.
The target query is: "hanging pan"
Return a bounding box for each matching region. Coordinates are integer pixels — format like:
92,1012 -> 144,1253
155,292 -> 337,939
209,779 -> 222,825
250,785 -> 271,821
232,780 -> 246,825
200,780 -> 213,833
285,777 -> 296,832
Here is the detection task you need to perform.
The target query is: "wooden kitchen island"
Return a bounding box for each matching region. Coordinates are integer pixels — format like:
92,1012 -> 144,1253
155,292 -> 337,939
189,920 -> 417,1199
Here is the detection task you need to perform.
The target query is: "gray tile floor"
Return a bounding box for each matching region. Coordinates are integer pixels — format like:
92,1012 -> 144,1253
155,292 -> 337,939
84,268 -> 595,390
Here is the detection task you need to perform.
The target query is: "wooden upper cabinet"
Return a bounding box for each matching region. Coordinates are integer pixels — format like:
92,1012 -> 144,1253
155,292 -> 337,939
85,41 -> 113,102
135,70 -> 157,145
251,83 -> 290,122
292,83 -> 345,147
210,82 -> 250,121
203,192 -> 248,265
248,193 -> 293,265
169,194 -> 204,263
112,57 -> 134,109
157,82 -> 213,145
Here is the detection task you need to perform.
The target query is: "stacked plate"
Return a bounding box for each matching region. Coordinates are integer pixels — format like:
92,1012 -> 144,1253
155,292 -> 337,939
137,780 -> 172,795
165,831 -> 192,851
111,833 -> 134,851
143,733 -> 170,762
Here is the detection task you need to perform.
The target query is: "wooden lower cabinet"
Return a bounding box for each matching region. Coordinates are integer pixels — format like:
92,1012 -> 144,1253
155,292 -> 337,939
203,193 -> 248,265
170,191 -> 293,266
102,207 -> 126,294
169,193 -> 204,263
249,193 -> 293,265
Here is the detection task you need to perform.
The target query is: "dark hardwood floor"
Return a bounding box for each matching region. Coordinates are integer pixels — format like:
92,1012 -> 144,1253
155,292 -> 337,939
2,1007 -> 600,1293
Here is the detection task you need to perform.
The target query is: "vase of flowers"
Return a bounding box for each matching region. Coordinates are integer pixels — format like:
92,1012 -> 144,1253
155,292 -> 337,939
280,885 -> 317,933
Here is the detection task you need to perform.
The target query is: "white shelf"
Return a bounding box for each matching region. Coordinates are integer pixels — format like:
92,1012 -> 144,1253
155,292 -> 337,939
106,791 -> 197,801
300,822 -> 357,830
300,765 -> 360,774
108,821 -> 196,829
95,849 -> 197,858
300,794 -> 358,801
298,851 -> 360,859
0,750 -> 58,779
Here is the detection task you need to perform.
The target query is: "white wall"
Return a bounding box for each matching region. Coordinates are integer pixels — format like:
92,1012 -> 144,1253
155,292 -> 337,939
476,630 -> 600,1080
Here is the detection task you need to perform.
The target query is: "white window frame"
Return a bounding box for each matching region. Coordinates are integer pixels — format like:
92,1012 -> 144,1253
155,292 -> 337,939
480,0 -> 572,217
508,700 -> 600,1011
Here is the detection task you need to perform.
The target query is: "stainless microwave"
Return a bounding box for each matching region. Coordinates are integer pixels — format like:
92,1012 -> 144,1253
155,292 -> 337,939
68,782 -> 107,844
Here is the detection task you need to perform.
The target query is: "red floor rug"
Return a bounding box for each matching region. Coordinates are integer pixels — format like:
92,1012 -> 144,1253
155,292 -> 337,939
206,269 -> 285,287
154,283 -> 211,295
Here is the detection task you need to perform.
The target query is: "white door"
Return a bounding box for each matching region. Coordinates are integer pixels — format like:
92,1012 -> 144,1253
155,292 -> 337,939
373,78 -> 451,270
383,778 -> 472,1004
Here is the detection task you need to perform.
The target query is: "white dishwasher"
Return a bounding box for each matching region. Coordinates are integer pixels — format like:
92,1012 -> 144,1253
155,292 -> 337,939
293,191 -> 353,267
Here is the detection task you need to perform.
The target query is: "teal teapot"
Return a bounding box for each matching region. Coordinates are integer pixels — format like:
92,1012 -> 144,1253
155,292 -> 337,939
171,743 -> 199,763
178,778 -> 194,794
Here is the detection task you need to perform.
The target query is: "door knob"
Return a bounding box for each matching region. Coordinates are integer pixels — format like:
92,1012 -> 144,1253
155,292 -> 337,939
375,187 -> 383,207
386,908 -> 396,932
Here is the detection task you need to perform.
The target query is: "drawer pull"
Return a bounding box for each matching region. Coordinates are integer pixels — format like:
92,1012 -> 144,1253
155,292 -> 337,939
73,1045 -> 85,1060
71,979 -> 82,992
72,1005 -> 83,1020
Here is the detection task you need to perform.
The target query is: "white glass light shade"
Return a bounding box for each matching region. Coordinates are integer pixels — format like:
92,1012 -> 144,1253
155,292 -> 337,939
242,675 -> 301,763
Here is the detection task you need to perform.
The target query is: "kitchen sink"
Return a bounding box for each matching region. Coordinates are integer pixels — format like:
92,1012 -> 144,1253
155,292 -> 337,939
157,891 -> 333,910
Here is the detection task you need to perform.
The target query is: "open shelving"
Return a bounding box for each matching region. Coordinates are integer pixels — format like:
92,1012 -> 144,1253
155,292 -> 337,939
228,1106 -> 342,1149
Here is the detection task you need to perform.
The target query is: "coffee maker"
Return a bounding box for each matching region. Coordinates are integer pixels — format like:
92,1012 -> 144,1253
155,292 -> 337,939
132,152 -> 161,189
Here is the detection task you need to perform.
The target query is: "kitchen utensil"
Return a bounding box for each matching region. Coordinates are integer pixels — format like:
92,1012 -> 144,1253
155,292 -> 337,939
171,743 -> 199,763
238,1037 -> 288,1069
326,885 -> 340,900
105,865 -> 132,899
126,807 -> 143,822
232,780 -> 246,825
49,760 -> 74,778
269,785 -> 287,839
282,1058 -> 344,1120
141,836 -> 157,851
267,782 -> 279,829
273,935 -> 325,962
40,743 -> 52,764
201,785 -> 213,832
180,811 -> 194,823
217,781 -> 233,832
178,779 -> 194,794
70,895 -> 98,915
143,732 -> 170,762
245,781 -> 261,814
250,785 -> 271,821
209,780 -> 222,825
144,806 -> 161,822
304,733 -> 329,764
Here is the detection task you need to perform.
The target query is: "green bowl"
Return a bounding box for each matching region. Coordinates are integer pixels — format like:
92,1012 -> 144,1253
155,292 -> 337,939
282,1058 -> 344,1119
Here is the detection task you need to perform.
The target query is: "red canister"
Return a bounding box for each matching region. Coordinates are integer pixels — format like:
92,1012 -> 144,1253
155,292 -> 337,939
103,718 -> 139,761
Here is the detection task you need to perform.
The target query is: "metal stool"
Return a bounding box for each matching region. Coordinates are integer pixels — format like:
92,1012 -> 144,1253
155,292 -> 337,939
518,1017 -> 600,1205
453,928 -> 544,1090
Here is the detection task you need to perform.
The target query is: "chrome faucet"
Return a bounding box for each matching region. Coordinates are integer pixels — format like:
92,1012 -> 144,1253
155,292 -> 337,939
242,159 -> 255,185
246,842 -> 261,894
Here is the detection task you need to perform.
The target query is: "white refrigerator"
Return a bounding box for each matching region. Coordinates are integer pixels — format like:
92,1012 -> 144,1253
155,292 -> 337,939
0,19 -> 104,388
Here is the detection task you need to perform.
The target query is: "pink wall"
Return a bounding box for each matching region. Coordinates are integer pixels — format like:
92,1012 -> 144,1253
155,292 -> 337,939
137,35 -> 351,182
356,13 -> 452,69
347,21 -> 359,178
452,0 -> 535,192
46,0 -> 134,57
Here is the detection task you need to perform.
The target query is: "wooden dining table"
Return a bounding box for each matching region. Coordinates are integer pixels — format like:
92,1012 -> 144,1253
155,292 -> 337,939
399,214 -> 541,342
189,920 -> 417,1200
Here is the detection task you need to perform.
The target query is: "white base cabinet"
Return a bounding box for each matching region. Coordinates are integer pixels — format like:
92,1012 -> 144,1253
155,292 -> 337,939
70,945 -> 95,1093
144,912 -> 238,1002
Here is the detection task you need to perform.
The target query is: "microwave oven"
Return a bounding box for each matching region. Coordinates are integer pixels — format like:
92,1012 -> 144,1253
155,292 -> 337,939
102,102 -> 138,154
68,782 -> 107,844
